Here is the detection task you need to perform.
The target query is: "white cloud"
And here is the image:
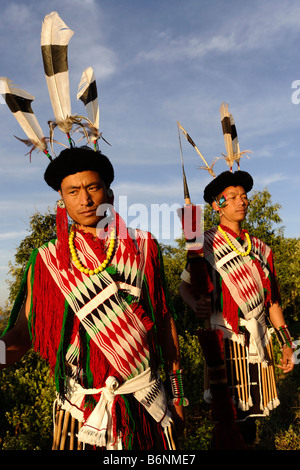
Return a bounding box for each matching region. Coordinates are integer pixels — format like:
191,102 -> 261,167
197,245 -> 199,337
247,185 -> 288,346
1,2 -> 32,27
254,173 -> 287,187
0,231 -> 27,241
75,44 -> 118,81
135,1 -> 300,65
136,31 -> 236,63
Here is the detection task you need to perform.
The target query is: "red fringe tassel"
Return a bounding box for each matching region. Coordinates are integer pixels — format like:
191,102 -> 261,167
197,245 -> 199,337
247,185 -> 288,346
56,205 -> 70,271
31,253 -> 66,373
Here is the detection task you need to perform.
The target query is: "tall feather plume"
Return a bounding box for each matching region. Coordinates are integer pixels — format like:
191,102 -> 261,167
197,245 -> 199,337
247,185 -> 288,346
219,102 -> 250,171
0,77 -> 51,160
41,11 -> 74,135
77,67 -> 100,146
177,121 -> 217,177
219,102 -> 235,170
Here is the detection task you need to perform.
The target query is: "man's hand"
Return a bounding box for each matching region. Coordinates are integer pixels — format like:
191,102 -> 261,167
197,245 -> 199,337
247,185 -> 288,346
277,345 -> 294,373
193,295 -> 211,319
170,404 -> 185,436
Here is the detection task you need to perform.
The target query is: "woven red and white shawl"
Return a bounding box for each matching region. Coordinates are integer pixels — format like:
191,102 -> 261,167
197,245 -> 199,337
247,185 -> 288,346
33,227 -> 173,442
204,226 -> 274,336
38,228 -> 151,379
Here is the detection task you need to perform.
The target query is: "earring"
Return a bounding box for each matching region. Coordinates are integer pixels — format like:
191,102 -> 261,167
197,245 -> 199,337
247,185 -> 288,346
57,199 -> 66,209
56,199 -> 69,271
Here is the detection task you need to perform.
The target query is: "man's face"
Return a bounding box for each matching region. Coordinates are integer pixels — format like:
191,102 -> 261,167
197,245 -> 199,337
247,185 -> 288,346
213,185 -> 249,223
59,170 -> 110,228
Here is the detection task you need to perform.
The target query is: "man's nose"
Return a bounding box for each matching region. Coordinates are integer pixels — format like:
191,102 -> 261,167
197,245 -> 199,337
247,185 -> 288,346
80,189 -> 93,205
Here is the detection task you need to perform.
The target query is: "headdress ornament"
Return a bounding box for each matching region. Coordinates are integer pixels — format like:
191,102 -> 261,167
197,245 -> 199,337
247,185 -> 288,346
0,77 -> 51,161
0,12 -> 112,271
203,170 -> 253,204
177,103 -> 252,206
176,103 -> 253,294
0,11 -> 108,163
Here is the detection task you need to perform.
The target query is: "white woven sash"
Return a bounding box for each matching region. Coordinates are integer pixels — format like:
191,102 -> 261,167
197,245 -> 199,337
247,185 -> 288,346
59,367 -> 172,449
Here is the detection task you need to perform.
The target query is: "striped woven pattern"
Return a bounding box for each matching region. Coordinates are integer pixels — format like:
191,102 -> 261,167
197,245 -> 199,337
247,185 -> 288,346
38,230 -> 150,379
204,227 -> 270,319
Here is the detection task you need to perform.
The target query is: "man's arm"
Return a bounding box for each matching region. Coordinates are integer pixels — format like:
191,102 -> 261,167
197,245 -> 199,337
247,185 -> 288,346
179,279 -> 211,319
161,312 -> 181,371
269,302 -> 294,374
0,268 -> 32,370
160,311 -> 185,427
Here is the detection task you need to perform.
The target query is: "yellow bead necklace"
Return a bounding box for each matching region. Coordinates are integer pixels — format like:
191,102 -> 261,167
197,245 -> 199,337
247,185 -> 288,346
69,225 -> 116,275
217,225 -> 252,257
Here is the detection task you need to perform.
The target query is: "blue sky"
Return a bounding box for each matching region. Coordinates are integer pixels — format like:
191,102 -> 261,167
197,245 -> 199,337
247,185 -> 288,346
0,0 -> 300,306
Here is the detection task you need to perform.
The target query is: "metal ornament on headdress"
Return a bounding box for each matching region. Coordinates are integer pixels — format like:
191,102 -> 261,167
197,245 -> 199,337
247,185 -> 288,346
219,102 -> 251,172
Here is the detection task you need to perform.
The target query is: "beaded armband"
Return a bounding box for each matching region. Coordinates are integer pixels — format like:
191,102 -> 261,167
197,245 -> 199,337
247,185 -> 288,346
168,369 -> 189,407
277,325 -> 294,349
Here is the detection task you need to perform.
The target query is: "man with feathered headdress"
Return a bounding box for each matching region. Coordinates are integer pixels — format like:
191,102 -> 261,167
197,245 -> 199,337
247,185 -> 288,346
0,12 -> 186,450
178,106 -> 294,449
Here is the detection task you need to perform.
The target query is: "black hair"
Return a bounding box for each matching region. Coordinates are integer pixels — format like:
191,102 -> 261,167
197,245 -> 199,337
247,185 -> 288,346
203,170 -> 253,204
44,146 -> 114,191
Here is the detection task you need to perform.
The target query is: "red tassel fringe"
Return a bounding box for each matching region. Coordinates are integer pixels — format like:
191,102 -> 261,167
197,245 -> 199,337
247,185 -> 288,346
221,281 -> 240,334
111,208 -> 137,255
56,205 -> 70,271
131,302 -> 154,332
31,253 -> 66,373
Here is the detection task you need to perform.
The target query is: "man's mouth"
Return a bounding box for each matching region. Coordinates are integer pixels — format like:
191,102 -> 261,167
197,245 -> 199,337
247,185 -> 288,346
80,209 -> 97,216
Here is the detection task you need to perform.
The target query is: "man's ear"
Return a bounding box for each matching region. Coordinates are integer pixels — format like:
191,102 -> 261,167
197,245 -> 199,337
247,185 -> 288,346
212,201 -> 219,212
107,188 -> 114,205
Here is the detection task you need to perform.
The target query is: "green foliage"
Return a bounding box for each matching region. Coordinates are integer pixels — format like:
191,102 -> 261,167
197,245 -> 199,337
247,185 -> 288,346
177,333 -> 213,450
0,209 -> 57,450
161,242 -> 203,334
0,307 -> 10,334
6,210 -> 57,306
0,350 -> 55,450
243,189 -> 283,243
255,344 -> 300,450
273,238 -> 300,322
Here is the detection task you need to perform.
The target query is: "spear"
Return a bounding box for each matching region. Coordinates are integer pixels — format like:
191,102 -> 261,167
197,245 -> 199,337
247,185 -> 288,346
177,121 -> 217,177
177,122 -> 191,205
